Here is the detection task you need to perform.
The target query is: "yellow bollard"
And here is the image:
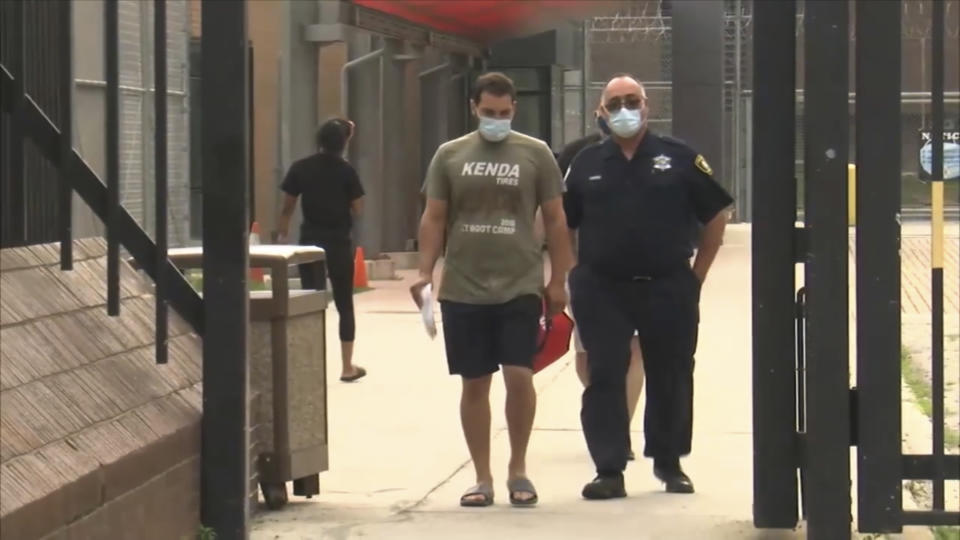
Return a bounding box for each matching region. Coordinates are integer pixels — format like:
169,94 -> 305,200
848,163 -> 856,226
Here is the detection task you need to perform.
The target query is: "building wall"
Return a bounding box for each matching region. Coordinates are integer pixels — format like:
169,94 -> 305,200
188,0 -> 284,237
248,0 -> 282,235
318,43 -> 348,125
189,0 -> 200,37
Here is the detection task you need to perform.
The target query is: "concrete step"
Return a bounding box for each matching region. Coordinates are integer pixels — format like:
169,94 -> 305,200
366,258 -> 397,281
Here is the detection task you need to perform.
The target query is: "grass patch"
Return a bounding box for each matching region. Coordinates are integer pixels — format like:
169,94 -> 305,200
933,526 -> 960,540
901,347 -> 960,450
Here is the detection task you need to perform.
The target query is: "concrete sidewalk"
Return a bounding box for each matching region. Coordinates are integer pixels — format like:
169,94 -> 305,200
250,228 -> 783,539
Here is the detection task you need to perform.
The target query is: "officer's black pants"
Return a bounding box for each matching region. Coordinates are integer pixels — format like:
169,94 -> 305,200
299,233 -> 356,342
569,264 -> 700,475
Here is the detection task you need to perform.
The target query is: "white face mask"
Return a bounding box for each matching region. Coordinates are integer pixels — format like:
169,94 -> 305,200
608,108 -> 643,138
478,116 -> 512,142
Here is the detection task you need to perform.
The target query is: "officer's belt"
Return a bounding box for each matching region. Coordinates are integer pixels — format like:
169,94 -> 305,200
588,263 -> 689,282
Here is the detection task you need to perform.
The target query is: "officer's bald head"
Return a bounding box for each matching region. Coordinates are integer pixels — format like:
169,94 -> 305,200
602,74 -> 647,102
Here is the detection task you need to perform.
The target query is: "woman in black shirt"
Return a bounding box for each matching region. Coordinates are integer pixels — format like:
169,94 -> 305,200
278,118 -> 366,382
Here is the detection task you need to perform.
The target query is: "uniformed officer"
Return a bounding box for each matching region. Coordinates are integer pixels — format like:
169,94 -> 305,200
550,104 -> 647,462
564,75 -> 733,499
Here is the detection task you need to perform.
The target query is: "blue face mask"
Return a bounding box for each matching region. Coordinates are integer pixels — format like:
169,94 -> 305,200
478,116 -> 512,142
608,108 -> 642,138
596,115 -> 611,136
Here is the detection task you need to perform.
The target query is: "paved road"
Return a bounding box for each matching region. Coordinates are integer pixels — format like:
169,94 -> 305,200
250,224 -> 945,539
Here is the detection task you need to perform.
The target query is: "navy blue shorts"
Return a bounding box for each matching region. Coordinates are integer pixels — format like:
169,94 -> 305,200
440,294 -> 541,379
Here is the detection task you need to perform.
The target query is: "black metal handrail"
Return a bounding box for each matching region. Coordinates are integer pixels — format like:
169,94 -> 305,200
155,0 -> 169,364
0,65 -> 203,335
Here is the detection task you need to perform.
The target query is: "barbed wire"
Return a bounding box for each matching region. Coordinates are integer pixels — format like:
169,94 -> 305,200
586,0 -> 959,44
900,0 -> 960,39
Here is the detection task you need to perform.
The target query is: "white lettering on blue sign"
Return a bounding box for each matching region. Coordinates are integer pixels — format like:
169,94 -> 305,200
920,141 -> 960,180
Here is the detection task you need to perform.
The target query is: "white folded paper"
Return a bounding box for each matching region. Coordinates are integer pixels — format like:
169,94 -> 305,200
420,283 -> 437,339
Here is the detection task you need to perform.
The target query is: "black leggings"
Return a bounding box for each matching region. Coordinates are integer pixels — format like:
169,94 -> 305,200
299,237 -> 356,342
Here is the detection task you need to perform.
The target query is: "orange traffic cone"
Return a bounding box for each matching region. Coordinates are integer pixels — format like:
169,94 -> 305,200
353,246 -> 368,288
249,222 -> 264,284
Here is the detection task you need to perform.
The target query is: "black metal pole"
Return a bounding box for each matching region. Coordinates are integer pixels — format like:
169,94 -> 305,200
59,0 -> 73,270
155,0 -> 169,364
9,0 -> 26,246
200,0 -> 250,536
929,0 -> 945,513
795,287 -> 807,520
803,1 -> 851,537
248,41 -> 255,228
105,0 -> 120,316
854,0 -> 902,532
751,0 -> 799,530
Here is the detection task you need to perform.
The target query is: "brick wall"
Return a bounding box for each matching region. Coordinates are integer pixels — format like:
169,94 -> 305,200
41,456 -> 200,540
0,239 -> 203,540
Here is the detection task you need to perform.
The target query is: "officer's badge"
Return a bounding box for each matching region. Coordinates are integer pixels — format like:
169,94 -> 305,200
652,154 -> 672,171
695,154 -> 713,176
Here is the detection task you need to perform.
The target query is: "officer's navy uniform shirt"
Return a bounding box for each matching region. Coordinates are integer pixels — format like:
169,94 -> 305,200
563,132 -> 734,279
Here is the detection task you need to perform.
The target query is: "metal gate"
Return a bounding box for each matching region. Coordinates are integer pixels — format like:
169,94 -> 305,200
0,0 -> 69,248
1,0 -> 252,536
752,1 -> 958,538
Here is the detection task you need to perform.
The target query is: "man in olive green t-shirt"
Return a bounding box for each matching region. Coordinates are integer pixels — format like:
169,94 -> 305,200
412,72 -> 573,509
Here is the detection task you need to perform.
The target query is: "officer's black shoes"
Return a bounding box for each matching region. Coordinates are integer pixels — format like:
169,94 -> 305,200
582,473 -> 627,500
653,460 -> 695,494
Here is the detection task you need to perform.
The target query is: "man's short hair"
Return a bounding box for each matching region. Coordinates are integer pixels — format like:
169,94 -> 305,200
471,72 -> 517,103
316,117 -> 350,155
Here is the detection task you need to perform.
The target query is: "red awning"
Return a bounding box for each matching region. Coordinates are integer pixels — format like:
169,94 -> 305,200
351,0 -> 618,43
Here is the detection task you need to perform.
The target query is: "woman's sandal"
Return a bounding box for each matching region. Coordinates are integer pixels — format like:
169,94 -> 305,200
340,366 -> 367,382
507,477 -> 539,507
459,483 -> 494,507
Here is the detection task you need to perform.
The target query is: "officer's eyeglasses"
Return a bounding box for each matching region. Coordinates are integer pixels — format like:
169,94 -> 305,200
604,95 -> 645,113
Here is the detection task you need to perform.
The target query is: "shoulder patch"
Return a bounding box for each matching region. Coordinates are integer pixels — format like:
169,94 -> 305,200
695,154 -> 713,176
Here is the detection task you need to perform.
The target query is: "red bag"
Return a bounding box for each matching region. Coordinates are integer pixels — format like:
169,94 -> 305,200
533,302 -> 575,374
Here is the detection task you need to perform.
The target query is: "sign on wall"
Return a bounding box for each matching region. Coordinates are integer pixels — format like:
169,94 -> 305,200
918,129 -> 960,181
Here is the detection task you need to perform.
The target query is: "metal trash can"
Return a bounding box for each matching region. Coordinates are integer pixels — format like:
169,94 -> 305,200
164,245 -> 330,510
249,249 -> 330,510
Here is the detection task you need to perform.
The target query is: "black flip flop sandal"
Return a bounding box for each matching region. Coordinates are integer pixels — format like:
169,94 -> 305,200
460,483 -> 494,507
340,367 -> 367,382
507,477 -> 539,507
